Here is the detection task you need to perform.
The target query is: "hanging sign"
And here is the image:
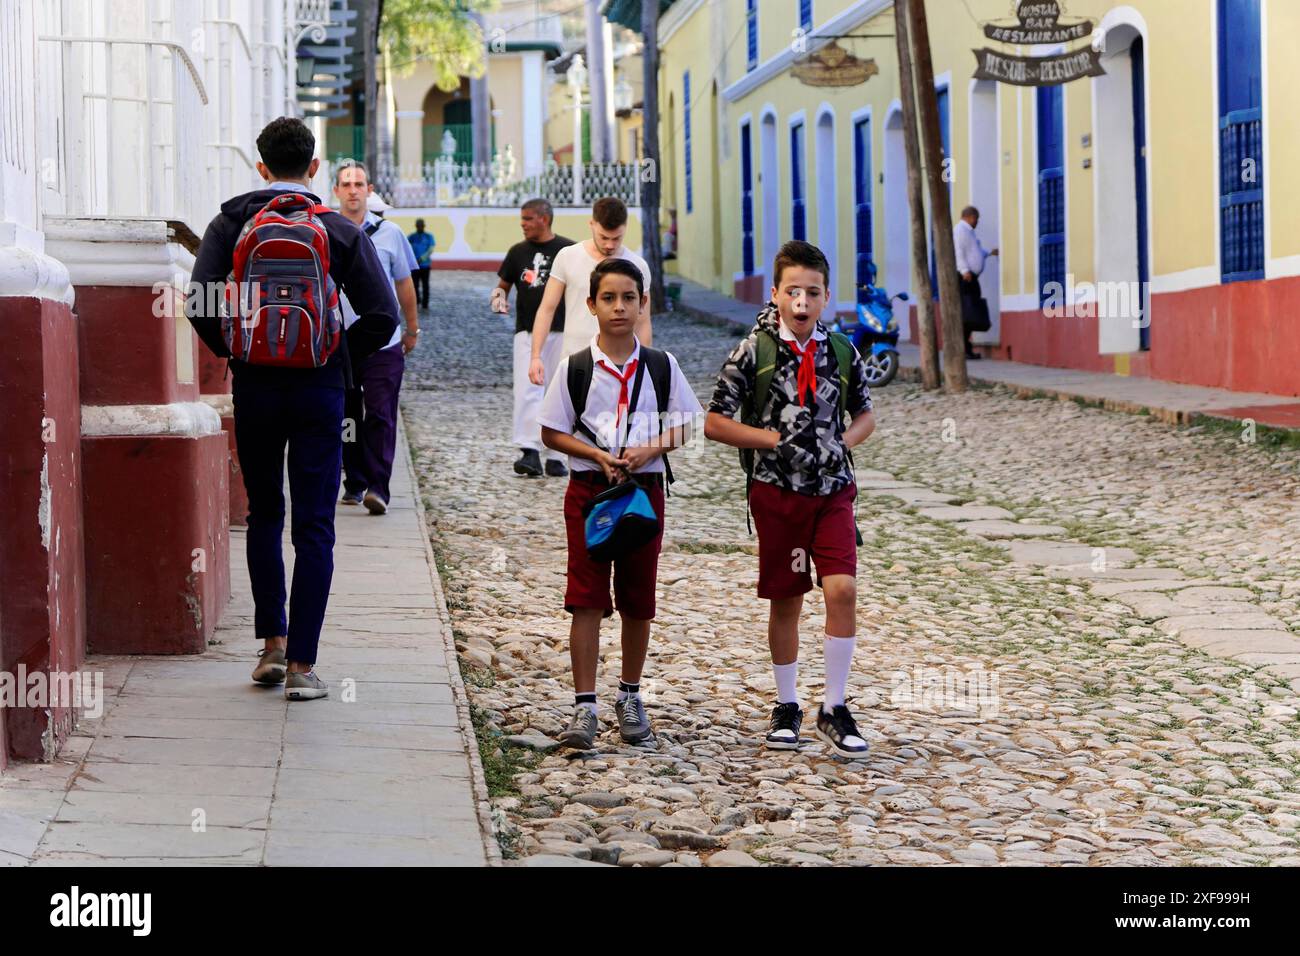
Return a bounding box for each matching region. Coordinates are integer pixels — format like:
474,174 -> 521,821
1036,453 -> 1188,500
792,41 -> 879,87
972,1 -> 1104,86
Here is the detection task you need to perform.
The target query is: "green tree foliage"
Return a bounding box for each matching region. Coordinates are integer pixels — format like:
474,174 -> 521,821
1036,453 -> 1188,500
381,0 -> 497,90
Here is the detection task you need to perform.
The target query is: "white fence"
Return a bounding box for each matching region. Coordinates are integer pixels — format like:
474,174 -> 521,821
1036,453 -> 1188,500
366,156 -> 643,210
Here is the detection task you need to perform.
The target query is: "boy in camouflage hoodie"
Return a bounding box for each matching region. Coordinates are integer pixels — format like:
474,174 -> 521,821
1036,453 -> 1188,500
704,241 -> 877,758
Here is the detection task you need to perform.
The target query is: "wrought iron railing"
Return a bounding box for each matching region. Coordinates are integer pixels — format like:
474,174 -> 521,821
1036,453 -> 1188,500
361,156 -> 643,209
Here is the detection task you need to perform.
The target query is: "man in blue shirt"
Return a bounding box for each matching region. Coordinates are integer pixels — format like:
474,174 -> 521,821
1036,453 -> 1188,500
333,160 -> 420,515
407,218 -> 434,309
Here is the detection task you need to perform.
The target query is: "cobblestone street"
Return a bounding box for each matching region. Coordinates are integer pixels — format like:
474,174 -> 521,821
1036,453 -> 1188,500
404,271 -> 1300,867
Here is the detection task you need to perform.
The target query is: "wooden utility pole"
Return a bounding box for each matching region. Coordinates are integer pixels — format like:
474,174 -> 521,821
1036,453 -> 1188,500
893,0 -> 939,390
640,0 -> 666,313
906,0 -> 968,391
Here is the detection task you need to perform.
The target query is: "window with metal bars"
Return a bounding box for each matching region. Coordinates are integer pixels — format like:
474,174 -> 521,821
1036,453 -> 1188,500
791,121 -> 806,241
746,0 -> 758,71
854,116 -> 873,304
1218,0 -> 1264,282
741,120 -> 755,276
1037,85 -> 1065,306
683,70 -> 693,214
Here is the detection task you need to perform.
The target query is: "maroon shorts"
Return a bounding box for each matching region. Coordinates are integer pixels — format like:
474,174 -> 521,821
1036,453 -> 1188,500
750,480 -> 857,599
563,473 -> 665,620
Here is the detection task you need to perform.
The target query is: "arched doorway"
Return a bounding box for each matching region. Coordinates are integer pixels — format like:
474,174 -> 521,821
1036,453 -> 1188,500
759,109 -> 779,290
814,107 -> 838,303
882,104 -> 910,327
969,79 -> 1001,344
1093,17 -> 1149,353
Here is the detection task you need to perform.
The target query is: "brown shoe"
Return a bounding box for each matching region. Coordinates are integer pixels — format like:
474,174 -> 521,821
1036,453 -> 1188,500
252,648 -> 287,685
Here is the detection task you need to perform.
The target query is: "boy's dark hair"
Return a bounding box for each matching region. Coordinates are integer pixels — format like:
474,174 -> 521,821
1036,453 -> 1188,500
772,239 -> 830,289
256,117 -> 316,179
588,257 -> 644,302
592,196 -> 628,230
522,197 -> 554,224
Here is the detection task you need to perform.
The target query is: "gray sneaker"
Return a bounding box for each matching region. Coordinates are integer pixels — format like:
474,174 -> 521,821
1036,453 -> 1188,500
285,669 -> 329,701
557,706 -> 599,750
615,694 -> 655,745
252,648 -> 287,685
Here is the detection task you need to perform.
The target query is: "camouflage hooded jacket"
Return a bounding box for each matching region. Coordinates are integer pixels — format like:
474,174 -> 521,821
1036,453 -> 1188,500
708,302 -> 873,497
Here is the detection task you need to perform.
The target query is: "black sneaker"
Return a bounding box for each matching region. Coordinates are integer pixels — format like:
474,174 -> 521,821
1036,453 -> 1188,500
815,704 -> 870,759
513,449 -> 543,477
341,489 -> 365,506
765,702 -> 803,750
544,458 -> 569,478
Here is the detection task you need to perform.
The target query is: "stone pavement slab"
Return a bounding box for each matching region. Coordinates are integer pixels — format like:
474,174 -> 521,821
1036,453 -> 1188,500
0,423 -> 493,866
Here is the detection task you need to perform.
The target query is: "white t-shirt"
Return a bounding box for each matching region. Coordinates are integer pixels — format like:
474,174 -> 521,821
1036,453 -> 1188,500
548,242 -> 652,358
536,335 -> 704,474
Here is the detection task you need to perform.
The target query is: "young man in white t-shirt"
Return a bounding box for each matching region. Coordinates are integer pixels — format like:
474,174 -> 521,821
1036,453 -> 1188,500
527,196 -> 652,385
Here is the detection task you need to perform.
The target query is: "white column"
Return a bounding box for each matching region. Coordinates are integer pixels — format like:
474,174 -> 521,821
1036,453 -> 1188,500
521,51 -> 545,178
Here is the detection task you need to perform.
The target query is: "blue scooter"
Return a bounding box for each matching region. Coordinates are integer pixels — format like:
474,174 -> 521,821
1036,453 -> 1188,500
829,262 -> 909,387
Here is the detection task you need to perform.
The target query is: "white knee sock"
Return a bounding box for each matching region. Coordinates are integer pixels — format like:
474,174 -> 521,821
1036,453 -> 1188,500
773,661 -> 799,705
822,635 -> 856,711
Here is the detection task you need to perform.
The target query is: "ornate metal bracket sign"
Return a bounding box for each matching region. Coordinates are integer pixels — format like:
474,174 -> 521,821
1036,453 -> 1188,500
792,41 -> 879,87
972,1 -> 1103,86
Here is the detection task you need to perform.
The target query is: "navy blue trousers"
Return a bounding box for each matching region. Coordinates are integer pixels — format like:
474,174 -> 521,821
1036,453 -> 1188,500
233,377 -> 344,666
342,345 -> 405,504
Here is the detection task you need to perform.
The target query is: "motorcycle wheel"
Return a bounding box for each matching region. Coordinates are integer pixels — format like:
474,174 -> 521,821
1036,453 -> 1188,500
863,349 -> 899,387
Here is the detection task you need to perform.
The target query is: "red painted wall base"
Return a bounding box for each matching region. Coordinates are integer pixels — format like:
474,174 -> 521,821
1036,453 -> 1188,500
733,275 -> 767,305
0,296 -> 87,764
909,276 -> 1300,398
81,432 -> 230,655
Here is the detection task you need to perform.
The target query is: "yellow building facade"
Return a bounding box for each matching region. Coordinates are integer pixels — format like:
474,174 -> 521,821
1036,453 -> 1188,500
655,0 -> 1300,396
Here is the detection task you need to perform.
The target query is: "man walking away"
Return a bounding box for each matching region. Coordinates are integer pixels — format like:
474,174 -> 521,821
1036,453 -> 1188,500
188,118 -> 399,701
954,205 -> 998,360
334,160 -> 421,515
493,198 -> 574,478
408,218 -> 434,309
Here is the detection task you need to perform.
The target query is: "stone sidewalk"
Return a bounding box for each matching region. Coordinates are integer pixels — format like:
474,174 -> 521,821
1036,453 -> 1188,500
674,277 -> 1300,430
0,425 -> 493,866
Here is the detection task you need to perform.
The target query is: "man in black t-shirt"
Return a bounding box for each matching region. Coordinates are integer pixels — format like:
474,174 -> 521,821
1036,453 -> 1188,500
493,198 -> 574,478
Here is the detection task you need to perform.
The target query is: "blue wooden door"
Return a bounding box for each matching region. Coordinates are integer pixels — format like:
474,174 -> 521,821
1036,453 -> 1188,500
929,86 -> 950,296
740,120 -> 755,276
1132,37 -> 1150,349
1037,85 -> 1065,305
791,121 -> 806,241
1218,0 -> 1264,282
854,117 -> 873,304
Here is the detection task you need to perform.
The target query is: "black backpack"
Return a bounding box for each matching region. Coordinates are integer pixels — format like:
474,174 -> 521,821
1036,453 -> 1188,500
567,346 -> 676,493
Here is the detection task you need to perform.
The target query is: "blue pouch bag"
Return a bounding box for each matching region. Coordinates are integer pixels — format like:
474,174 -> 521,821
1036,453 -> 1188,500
583,480 -> 660,562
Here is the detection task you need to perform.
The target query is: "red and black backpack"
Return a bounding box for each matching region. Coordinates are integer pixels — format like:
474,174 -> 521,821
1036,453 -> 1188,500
222,192 -> 343,368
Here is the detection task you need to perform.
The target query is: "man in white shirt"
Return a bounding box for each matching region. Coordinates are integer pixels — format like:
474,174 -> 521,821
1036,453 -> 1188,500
954,206 -> 998,360
527,196 -> 652,385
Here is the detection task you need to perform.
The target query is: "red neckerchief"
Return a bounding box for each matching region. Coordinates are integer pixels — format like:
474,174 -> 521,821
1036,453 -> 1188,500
596,357 -> 639,430
787,336 -> 817,407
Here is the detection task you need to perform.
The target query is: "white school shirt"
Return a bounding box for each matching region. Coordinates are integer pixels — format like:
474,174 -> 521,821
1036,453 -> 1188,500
954,219 -> 992,277
549,242 -> 652,358
536,335 -> 704,474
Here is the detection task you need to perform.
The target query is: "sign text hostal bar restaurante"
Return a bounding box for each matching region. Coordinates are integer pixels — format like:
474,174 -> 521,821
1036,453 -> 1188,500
973,1 -> 1105,86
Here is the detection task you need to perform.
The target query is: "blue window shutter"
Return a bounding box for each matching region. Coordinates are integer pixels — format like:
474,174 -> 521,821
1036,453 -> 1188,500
1218,0 -> 1264,282
791,122 -> 806,241
741,121 -> 755,276
747,0 -> 758,71
683,71 -> 693,215
854,117 -> 873,304
1037,85 -> 1066,306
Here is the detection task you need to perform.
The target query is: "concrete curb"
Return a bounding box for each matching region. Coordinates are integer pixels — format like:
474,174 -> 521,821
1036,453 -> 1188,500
400,412 -> 503,867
